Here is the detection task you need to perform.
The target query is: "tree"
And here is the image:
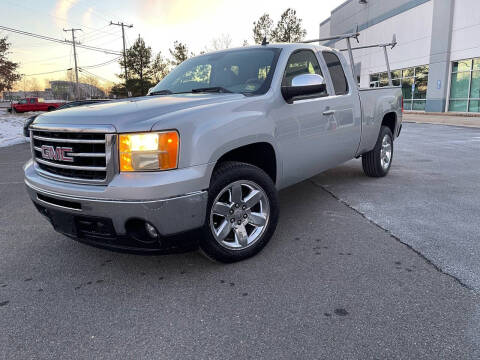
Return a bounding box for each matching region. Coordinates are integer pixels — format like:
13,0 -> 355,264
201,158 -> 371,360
271,8 -> 306,43
110,83 -> 126,98
110,78 -> 155,98
80,74 -> 99,88
150,52 -> 170,83
253,14 -> 274,44
169,41 -> 192,66
24,78 -> 42,96
119,35 -> 152,96
206,34 -> 232,52
97,80 -> 114,97
0,36 -> 21,95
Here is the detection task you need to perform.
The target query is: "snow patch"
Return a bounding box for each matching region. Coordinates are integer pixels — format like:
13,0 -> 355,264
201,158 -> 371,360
0,109 -> 44,148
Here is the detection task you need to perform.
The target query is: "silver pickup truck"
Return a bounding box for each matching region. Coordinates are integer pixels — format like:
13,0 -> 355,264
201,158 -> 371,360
24,42 -> 402,262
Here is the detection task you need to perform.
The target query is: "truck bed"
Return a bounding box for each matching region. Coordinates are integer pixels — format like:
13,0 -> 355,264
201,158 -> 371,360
357,86 -> 403,155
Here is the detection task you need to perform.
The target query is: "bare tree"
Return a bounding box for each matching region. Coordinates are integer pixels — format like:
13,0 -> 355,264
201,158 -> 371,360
208,33 -> 232,51
25,78 -> 42,96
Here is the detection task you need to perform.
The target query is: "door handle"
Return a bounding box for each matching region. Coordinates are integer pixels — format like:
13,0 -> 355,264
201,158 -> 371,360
323,110 -> 336,116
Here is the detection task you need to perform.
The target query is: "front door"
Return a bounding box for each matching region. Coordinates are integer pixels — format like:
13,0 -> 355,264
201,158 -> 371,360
274,49 -> 358,188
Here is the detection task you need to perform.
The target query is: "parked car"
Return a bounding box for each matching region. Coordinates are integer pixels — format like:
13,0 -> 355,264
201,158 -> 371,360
10,97 -> 65,113
23,99 -> 111,137
24,43 -> 402,262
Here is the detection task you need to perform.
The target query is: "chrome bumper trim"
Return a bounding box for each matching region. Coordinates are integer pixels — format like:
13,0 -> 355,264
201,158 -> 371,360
30,124 -> 116,133
25,179 -> 206,204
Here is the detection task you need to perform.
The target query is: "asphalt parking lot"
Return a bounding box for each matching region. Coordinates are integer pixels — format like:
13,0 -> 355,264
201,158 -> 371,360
1,122 -> 479,359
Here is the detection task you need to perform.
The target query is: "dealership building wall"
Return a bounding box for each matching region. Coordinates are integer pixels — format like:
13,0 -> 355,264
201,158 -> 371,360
319,0 -> 480,113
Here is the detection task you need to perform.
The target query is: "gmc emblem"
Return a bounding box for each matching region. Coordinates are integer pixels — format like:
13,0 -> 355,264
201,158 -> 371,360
40,145 -> 74,162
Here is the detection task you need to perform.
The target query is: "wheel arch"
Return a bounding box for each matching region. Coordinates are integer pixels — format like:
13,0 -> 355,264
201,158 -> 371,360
381,111 -> 397,138
212,141 -> 279,184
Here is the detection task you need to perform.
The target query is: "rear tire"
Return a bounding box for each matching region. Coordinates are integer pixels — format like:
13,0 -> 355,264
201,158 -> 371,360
200,161 -> 279,263
362,125 -> 393,177
47,106 -> 55,112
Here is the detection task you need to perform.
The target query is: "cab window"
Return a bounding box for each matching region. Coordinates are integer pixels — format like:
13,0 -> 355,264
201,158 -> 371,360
282,50 -> 323,87
323,52 -> 349,95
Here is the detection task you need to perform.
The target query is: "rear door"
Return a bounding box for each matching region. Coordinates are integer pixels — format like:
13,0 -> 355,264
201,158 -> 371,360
320,51 -> 361,160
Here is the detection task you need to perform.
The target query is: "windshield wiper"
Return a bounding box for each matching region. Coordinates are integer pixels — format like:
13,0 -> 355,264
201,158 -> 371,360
191,87 -> 233,94
149,89 -> 172,96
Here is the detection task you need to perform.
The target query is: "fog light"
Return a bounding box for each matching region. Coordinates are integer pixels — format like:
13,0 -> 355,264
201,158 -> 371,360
145,222 -> 159,238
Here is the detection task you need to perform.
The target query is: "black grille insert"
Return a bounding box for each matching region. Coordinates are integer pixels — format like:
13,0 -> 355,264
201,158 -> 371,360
32,130 -> 108,181
37,193 -> 82,210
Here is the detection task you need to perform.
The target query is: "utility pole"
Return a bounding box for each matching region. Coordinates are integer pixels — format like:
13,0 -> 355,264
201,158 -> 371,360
110,21 -> 133,97
64,28 -> 82,100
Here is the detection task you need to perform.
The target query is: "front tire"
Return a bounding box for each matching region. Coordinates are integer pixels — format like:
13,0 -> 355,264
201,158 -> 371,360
200,161 -> 279,263
362,125 -> 393,177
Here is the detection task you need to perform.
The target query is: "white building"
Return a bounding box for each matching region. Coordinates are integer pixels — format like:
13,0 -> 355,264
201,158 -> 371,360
320,0 -> 480,113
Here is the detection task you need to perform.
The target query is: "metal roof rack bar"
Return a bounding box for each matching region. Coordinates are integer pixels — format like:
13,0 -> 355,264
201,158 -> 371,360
339,35 -> 397,86
301,25 -> 361,84
300,25 -> 360,44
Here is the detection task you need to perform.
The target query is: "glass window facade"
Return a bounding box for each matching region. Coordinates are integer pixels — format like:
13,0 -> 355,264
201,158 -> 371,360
369,65 -> 429,111
449,57 -> 480,113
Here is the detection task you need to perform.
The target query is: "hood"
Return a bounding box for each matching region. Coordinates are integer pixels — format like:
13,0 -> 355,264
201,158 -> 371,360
33,93 -> 245,132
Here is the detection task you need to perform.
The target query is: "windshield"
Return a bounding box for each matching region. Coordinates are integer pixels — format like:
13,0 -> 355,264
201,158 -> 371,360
150,48 -> 281,96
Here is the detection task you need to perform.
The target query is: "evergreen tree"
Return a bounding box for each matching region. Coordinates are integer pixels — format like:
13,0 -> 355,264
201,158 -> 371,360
150,52 -> 170,83
271,8 -> 306,43
0,36 -> 21,94
119,35 -> 153,95
169,41 -> 191,66
252,14 -> 274,44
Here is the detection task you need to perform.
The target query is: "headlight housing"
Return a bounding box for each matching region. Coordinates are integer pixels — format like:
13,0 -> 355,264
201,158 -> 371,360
119,131 -> 179,172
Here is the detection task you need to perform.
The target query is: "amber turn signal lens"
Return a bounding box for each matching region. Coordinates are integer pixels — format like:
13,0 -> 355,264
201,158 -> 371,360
119,131 -> 179,172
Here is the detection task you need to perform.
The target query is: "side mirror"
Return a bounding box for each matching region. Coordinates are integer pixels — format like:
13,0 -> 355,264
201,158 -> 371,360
147,87 -> 154,95
281,74 -> 327,103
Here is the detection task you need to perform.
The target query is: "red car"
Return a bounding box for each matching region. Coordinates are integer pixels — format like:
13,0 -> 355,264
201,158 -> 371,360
10,98 -> 65,113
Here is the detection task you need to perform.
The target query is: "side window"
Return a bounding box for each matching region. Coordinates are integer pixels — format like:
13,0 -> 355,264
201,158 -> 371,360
323,52 -> 349,95
30,99 -> 35,104
282,50 -> 323,86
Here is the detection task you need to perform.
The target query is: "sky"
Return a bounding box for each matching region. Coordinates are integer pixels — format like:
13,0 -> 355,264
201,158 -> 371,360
2,0 -> 345,90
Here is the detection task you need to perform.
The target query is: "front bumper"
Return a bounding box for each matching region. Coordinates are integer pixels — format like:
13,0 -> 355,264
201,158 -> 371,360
24,160 -> 212,249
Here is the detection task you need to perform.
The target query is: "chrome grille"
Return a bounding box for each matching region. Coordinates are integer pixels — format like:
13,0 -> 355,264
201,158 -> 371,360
30,124 -> 116,185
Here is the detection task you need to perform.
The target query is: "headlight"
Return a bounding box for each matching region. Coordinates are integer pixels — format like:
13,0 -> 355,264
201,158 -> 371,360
119,131 -> 179,172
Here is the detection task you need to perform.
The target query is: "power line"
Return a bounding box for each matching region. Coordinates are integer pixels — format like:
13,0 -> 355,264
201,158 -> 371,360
81,57 -> 122,69
79,68 -> 114,83
24,68 -> 72,77
0,25 -> 122,55
23,57 -> 120,77
4,0 -> 118,38
19,54 -> 71,65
